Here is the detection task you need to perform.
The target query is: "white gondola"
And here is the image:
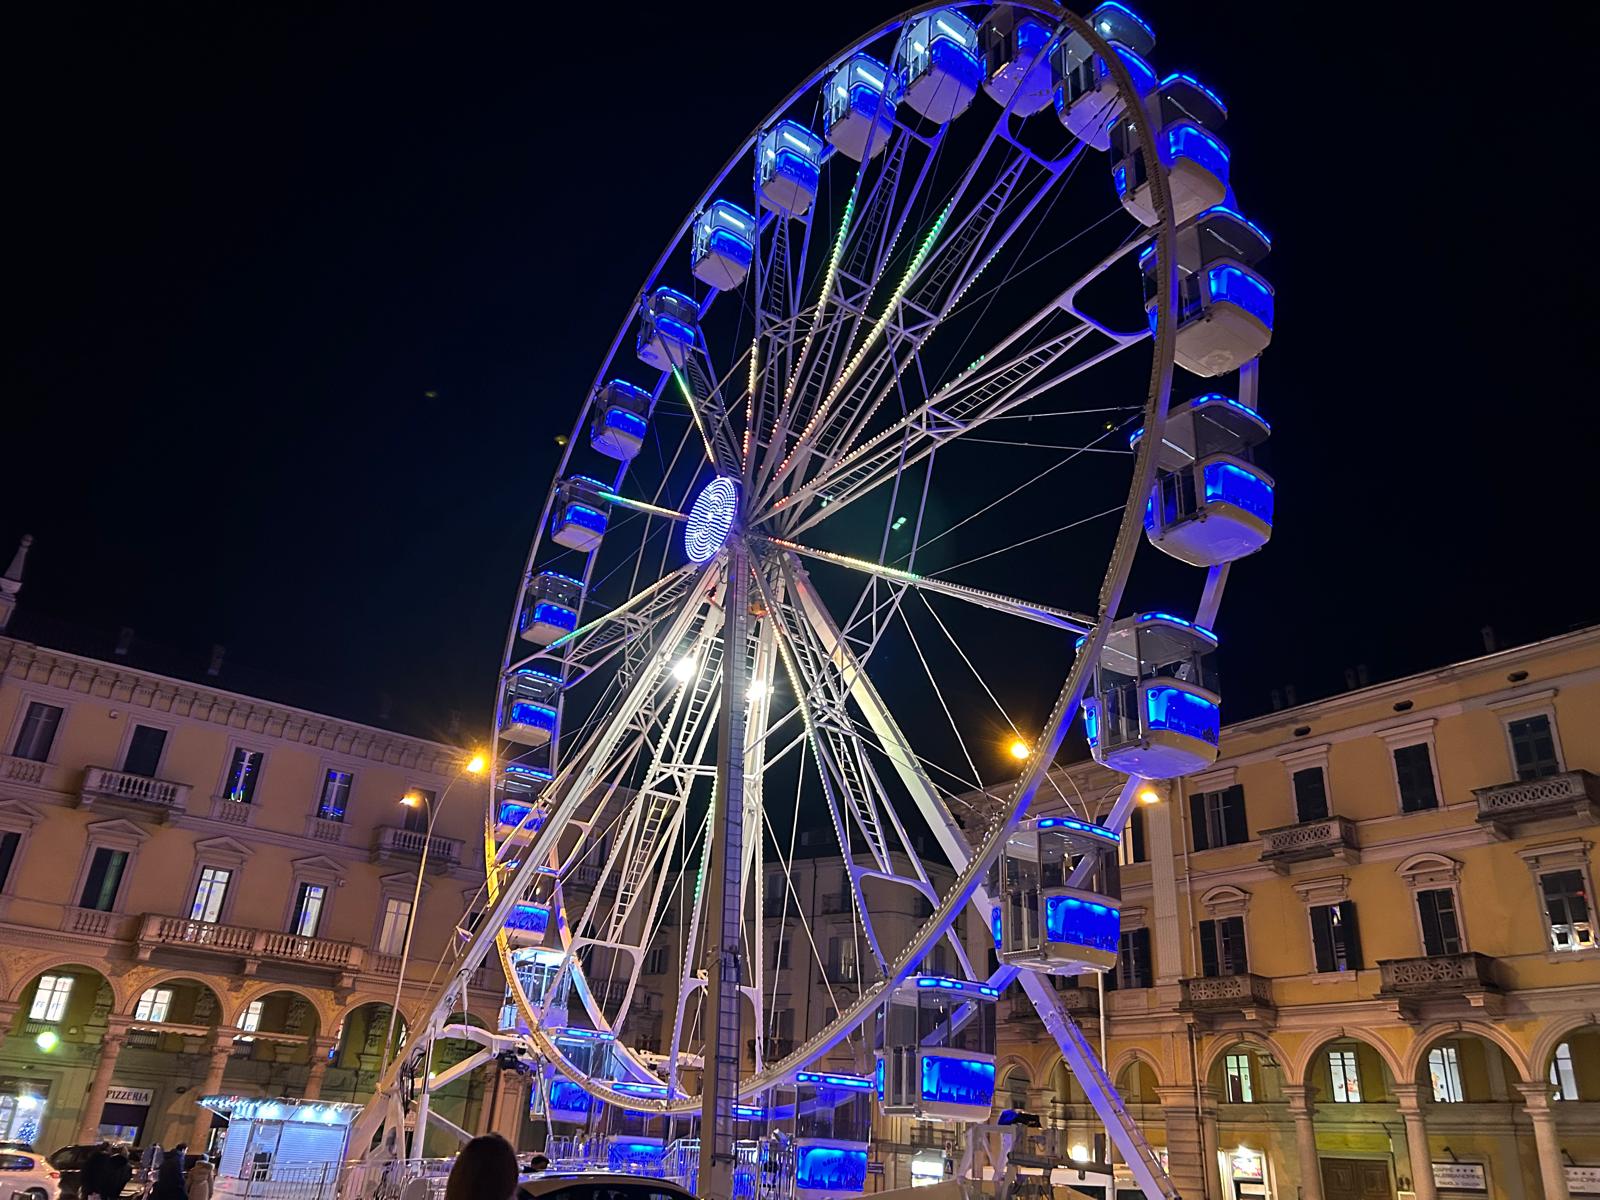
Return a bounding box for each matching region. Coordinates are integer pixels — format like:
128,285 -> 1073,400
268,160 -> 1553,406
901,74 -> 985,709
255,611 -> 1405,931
893,10 -> 984,124
495,762 -> 553,832
1142,206 -> 1274,377
758,121 -> 824,215
1082,613 -> 1220,778
692,200 -> 757,290
636,287 -> 699,370
997,817 -> 1122,975
502,668 -> 561,747
981,8 -> 1055,117
1133,391 -> 1274,566
589,379 -> 651,461
502,899 -> 553,949
877,976 -> 998,1122
498,945 -> 569,1033
824,54 -> 898,161
518,570 -> 584,644
1051,1 -> 1157,151
549,476 -> 610,552
1112,73 -> 1230,226
793,1072 -> 873,1199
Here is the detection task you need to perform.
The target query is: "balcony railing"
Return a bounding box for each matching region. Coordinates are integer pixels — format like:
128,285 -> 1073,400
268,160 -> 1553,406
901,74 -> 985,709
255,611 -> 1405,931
1179,973 -> 1275,1019
61,906 -> 139,939
80,766 -> 191,817
370,825 -> 464,869
1259,815 -> 1359,868
820,892 -> 852,915
305,815 -> 346,844
0,754 -> 47,785
1473,770 -> 1600,833
1379,952 -> 1500,1000
137,913 -> 364,976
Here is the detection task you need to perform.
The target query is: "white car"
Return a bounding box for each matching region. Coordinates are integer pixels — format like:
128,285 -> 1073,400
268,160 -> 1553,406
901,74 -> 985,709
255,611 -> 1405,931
0,1149 -> 60,1200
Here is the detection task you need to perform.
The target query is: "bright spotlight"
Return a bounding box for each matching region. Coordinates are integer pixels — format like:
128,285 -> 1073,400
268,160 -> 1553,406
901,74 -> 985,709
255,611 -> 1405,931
466,754 -> 487,775
748,679 -> 768,701
1008,739 -> 1030,761
673,658 -> 696,682
1137,783 -> 1163,805
34,1030 -> 59,1052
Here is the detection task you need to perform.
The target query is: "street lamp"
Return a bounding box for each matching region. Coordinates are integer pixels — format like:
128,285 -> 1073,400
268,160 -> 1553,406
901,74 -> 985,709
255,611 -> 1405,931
1008,739 -> 1030,761
380,753 -> 486,1076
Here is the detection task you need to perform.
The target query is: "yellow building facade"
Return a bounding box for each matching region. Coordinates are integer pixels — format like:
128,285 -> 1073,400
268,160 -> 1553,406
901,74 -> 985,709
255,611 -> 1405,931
0,630 -> 511,1156
998,626 -> 1600,1200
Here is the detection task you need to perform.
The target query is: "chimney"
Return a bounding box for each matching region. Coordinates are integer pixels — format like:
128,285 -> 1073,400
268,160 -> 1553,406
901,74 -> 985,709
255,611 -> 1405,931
1357,663 -> 1370,687
1285,684 -> 1298,706
1343,667 -> 1358,690
207,644 -> 225,677
115,627 -> 134,657
1481,625 -> 1497,654
0,534 -> 32,632
1269,689 -> 1283,711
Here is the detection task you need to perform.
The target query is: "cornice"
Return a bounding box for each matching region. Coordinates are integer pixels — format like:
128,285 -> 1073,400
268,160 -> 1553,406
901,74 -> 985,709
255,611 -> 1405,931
0,637 -> 469,774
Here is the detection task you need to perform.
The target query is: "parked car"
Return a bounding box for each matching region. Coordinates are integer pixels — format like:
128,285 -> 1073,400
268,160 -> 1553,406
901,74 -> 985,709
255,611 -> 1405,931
516,1173 -> 695,1200
0,1149 -> 61,1199
41,1147 -> 137,1200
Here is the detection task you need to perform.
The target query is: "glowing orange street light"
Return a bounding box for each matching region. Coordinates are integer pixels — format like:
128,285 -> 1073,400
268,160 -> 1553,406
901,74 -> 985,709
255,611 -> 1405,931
466,753 -> 487,775
1008,739 -> 1030,761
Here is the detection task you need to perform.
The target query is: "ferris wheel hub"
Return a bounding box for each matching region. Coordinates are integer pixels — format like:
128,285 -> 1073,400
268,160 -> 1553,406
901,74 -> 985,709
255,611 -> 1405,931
685,475 -> 742,563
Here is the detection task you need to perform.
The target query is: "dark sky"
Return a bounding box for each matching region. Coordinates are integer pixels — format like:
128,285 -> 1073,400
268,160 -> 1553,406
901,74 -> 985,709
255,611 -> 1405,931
5,3 -> 1592,746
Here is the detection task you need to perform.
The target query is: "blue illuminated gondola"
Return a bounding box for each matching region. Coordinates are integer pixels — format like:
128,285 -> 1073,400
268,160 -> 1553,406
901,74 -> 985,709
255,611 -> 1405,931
894,10 -> 984,124
502,668 -> 562,748
550,476 -> 610,553
758,121 -> 824,216
1112,73 -> 1230,226
1082,613 -> 1220,778
825,54 -> 898,161
877,976 -> 998,1122
998,818 -> 1122,974
495,763 -> 552,831
981,9 -> 1055,117
1133,392 -> 1274,566
518,571 -> 584,645
636,287 -> 699,370
589,380 -> 651,462
692,201 -> 757,290
793,1072 -> 872,1199
1141,206 -> 1274,376
1051,1 -> 1156,151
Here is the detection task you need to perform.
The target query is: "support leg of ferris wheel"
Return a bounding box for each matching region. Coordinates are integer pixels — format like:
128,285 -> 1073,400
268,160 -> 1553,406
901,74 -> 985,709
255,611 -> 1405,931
783,555 -> 1178,1199
701,537 -> 751,1200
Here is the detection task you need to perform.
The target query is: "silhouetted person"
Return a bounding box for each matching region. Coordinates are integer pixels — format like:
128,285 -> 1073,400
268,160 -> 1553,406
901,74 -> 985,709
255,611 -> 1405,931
107,1147 -> 134,1198
527,1153 -> 550,1173
151,1142 -> 188,1200
445,1134 -> 519,1200
84,1142 -> 115,1200
184,1154 -> 215,1200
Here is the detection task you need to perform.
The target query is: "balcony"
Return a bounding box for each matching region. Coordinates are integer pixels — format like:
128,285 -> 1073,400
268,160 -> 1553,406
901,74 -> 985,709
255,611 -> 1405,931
60,906 -> 139,940
0,753 -> 47,786
822,964 -> 862,988
136,913 -> 364,986
1259,816 -> 1360,870
1474,770 -> 1600,836
1005,982 -> 1100,1026
820,892 -> 853,915
78,766 -> 191,820
370,825 -> 464,870
1179,973 -> 1275,1027
1379,952 -> 1502,1018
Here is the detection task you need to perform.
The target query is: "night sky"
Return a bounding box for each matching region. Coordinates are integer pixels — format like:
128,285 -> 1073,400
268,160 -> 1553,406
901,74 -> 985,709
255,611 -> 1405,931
6,3 -> 1592,748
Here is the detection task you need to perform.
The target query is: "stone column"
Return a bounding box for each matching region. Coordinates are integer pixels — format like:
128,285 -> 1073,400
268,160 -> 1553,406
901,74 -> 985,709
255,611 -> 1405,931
1158,1084 -> 1217,1200
302,1037 -> 340,1101
1518,1082 -> 1571,1200
1282,1086 -> 1324,1200
1392,1085 -> 1436,1200
189,1032 -> 235,1149
76,1022 -> 130,1142
491,1069 -> 530,1149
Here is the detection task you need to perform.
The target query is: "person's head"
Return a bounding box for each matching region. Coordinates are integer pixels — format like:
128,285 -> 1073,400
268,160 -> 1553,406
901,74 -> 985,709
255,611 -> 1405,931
445,1134 -> 519,1200
529,1153 -> 549,1172
170,1143 -> 188,1159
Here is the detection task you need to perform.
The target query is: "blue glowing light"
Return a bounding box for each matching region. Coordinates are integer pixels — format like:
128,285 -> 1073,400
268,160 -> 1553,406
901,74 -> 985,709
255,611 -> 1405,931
554,1027 -> 615,1042
497,801 -> 530,826
1136,612 -> 1219,643
796,1145 -> 869,1193
769,121 -> 823,160
503,763 -> 553,786
1204,460 -> 1274,524
547,1078 -> 592,1116
875,1057 -> 886,1101
734,1104 -> 766,1120
991,906 -> 1002,948
1044,894 -> 1121,953
1036,816 -> 1121,843
705,227 -> 754,268
505,903 -> 549,934
1192,393 -> 1272,433
685,476 -> 740,563
558,503 -> 607,537
613,1082 -> 669,1097
1096,45 -> 1157,95
653,315 -> 697,348
919,1055 -> 996,1108
1092,1 -> 1156,45
1161,72 -> 1227,118
536,569 -> 582,587
1207,265 -> 1275,329
607,1142 -> 663,1171
1145,685 -> 1220,746
1084,698 -> 1100,748
508,701 -> 557,732
527,601 -> 578,634
1113,164 -> 1128,198
1015,18 -> 1051,55
605,408 -> 648,439
651,287 -> 698,318
913,976 -> 999,998
927,36 -> 985,91
797,1072 -> 875,1091
1165,123 -> 1230,180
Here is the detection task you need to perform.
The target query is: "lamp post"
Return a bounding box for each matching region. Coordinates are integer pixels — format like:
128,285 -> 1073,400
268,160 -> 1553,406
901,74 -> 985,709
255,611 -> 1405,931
380,753 -> 485,1079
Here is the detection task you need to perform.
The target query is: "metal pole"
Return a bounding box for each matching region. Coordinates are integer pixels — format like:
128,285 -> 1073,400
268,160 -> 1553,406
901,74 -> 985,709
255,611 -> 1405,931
382,797 -> 437,1081
700,538 -> 750,1200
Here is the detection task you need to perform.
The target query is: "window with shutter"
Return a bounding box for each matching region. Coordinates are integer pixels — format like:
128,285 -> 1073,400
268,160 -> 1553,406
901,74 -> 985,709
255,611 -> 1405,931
1292,768 -> 1329,822
1310,901 -> 1362,973
1192,786 -> 1249,850
1416,889 -> 1462,956
1199,916 -> 1247,977
1393,744 -> 1439,811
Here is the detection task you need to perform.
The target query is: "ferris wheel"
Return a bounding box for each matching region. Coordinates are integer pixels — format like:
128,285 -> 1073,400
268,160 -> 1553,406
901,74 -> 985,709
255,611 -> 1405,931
354,5 -> 1276,1198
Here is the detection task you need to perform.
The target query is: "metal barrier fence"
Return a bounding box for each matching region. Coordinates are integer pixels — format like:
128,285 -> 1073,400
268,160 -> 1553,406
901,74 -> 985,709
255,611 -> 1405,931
216,1164 -> 341,1199
336,1158 -> 454,1200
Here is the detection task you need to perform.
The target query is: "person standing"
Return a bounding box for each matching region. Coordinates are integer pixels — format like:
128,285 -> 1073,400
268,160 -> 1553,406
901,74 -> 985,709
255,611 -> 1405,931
83,1142 -> 114,1200
183,1155 -> 214,1200
139,1144 -> 164,1198
444,1135 -> 519,1200
107,1147 -> 134,1199
150,1143 -> 188,1200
